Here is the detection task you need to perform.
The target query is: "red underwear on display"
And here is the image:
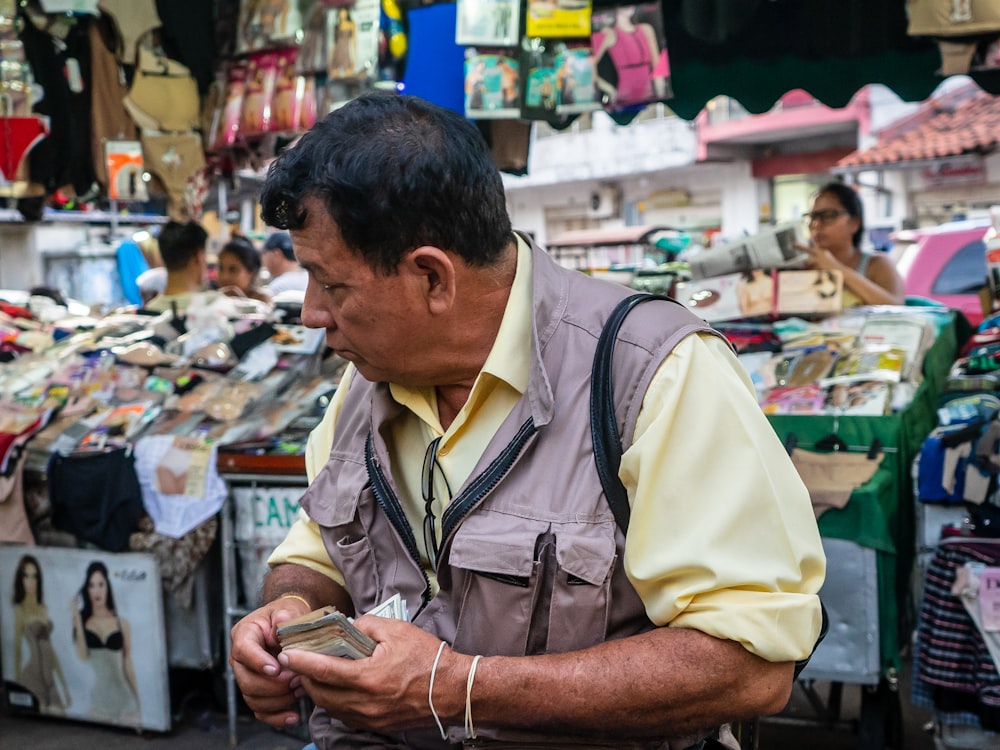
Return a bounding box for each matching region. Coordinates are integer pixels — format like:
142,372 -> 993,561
0,116 -> 48,182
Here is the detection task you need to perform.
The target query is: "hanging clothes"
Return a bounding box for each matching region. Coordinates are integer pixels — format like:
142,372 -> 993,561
155,0 -> 218,95
790,447 -> 884,518
20,9 -> 97,196
89,13 -> 136,192
97,0 -> 160,63
916,539 -> 1000,731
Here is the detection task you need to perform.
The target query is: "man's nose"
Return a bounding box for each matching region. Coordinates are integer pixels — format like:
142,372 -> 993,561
300,284 -> 333,330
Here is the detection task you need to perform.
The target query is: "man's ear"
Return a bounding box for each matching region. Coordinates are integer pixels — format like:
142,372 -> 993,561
406,246 -> 456,313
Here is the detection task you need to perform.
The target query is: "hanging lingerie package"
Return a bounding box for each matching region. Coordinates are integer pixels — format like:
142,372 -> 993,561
104,139 -> 148,201
122,46 -> 200,133
270,47 -> 307,132
455,0 -> 521,47
591,1 -> 672,109
237,0 -> 304,54
325,0 -> 382,83
464,47 -> 521,119
212,59 -> 249,150
525,0 -> 592,39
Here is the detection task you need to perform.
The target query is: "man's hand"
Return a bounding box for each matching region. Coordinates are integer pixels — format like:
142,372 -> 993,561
278,615 -> 469,734
230,597 -> 312,727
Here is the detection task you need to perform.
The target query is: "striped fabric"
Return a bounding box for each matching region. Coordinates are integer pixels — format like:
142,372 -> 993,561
915,539 -> 1000,730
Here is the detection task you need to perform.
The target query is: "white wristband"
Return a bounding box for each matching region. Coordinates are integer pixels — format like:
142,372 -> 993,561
428,641 -> 447,740
464,654 -> 483,739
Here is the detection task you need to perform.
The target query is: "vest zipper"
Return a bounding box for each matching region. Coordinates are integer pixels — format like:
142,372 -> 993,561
440,418 -> 537,543
364,419 -> 536,615
365,433 -> 433,608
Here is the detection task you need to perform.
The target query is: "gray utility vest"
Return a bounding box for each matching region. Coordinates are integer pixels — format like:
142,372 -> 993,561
301,242 -> 724,749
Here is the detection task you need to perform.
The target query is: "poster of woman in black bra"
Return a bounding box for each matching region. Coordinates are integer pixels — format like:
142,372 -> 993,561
0,546 -> 170,731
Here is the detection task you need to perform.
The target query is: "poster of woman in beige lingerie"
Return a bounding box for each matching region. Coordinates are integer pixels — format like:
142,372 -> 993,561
11,555 -> 71,713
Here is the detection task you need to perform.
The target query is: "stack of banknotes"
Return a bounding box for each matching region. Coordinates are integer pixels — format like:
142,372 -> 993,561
276,593 -> 408,659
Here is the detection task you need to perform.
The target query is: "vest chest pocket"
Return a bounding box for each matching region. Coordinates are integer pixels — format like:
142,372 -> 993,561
304,480 -> 382,614
447,515 -> 617,657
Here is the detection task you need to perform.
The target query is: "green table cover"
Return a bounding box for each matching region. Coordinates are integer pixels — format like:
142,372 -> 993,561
766,315 -> 958,677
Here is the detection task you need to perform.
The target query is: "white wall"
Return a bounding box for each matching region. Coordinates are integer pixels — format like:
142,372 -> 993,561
0,224 -> 41,291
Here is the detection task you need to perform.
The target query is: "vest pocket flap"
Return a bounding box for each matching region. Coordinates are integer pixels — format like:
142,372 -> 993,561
450,522 -> 616,585
555,532 -> 616,586
300,455 -> 367,527
449,530 -> 538,579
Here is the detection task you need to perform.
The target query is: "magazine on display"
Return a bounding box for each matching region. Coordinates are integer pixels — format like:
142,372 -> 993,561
520,37 -> 560,119
456,0 -> 521,46
0,546 -> 170,731
775,269 -> 844,317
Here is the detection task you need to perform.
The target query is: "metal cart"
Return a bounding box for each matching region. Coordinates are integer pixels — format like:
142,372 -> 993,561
218,467 -> 309,746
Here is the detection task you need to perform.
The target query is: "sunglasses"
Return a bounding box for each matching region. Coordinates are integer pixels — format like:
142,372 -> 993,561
803,209 -> 849,225
421,436 -> 452,568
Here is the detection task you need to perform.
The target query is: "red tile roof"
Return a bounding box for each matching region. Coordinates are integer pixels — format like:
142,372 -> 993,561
838,93 -> 1000,168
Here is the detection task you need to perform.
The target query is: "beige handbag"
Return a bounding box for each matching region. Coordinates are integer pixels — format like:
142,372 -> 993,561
123,46 -> 200,133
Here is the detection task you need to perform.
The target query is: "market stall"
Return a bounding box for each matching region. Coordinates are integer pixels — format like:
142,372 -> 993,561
666,232 -> 962,747
764,314 -> 958,749
0,294 -> 343,733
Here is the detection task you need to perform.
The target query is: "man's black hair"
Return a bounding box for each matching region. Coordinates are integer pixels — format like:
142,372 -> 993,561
260,93 -> 513,274
158,221 -> 209,272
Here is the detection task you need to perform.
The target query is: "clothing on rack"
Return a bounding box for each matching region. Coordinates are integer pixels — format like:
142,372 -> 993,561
915,538 -> 1000,731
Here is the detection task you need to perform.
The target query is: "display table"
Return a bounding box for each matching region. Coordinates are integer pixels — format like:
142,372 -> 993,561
764,313 -> 957,749
768,313 -> 956,675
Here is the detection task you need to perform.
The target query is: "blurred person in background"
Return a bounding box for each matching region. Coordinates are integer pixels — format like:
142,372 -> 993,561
144,220 -> 222,313
261,231 -> 309,295
216,236 -> 271,303
799,182 -> 905,307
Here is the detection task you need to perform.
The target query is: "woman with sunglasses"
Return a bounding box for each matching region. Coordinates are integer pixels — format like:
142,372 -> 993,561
799,182 -> 905,307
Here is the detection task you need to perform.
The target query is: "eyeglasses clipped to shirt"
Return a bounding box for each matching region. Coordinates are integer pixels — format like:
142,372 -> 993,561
803,209 -> 849,225
421,436 -> 452,569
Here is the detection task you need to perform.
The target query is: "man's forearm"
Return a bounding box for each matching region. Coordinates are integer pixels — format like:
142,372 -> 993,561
263,563 -> 354,616
464,626 -> 793,738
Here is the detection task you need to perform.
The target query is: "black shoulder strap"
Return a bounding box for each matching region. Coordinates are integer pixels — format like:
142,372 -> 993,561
591,293 -> 830,679
590,293 -> 674,534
